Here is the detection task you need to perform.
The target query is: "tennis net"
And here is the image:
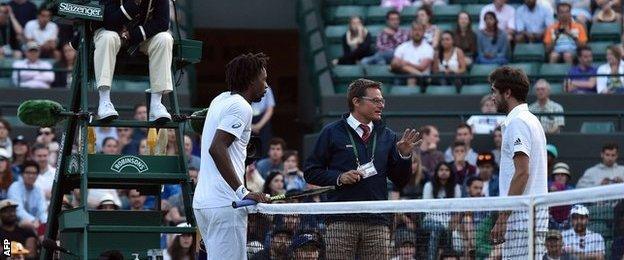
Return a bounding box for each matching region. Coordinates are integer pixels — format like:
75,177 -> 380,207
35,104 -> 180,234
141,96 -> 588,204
245,184 -> 624,260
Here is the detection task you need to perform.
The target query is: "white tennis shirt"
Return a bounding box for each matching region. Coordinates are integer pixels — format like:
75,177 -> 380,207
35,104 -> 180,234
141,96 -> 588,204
193,92 -> 253,209
499,104 -> 548,197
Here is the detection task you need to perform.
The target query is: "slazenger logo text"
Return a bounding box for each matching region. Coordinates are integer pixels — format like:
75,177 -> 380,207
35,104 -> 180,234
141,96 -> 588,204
110,156 -> 149,173
59,3 -> 102,17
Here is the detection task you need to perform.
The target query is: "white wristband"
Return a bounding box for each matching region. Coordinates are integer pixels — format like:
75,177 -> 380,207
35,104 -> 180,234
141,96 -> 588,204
236,185 -> 250,200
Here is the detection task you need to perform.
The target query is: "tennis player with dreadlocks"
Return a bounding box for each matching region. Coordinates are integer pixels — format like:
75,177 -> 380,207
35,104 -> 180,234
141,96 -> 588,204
193,53 -> 271,259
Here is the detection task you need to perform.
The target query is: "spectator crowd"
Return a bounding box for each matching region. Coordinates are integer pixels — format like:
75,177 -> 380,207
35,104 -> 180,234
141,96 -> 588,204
331,0 -> 624,94
0,0 -> 623,259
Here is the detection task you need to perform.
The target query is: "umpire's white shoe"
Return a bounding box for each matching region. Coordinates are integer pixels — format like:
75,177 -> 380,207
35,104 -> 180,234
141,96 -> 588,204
97,101 -> 119,121
149,102 -> 171,124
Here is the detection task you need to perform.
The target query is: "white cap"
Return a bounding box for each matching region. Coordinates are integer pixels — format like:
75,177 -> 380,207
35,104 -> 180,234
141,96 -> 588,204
0,148 -> 10,160
570,204 -> 589,216
96,193 -> 120,209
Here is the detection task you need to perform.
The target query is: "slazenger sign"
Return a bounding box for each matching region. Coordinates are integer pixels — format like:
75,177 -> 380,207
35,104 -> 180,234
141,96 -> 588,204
58,2 -> 103,20
110,156 -> 149,173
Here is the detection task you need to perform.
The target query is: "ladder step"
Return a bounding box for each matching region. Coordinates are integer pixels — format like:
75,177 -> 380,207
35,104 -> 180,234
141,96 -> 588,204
87,225 -> 196,234
88,119 -> 180,128
73,172 -> 187,184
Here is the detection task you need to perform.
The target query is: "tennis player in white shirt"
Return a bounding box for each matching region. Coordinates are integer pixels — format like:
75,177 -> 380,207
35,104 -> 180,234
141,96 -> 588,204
193,53 -> 270,259
488,66 -> 548,259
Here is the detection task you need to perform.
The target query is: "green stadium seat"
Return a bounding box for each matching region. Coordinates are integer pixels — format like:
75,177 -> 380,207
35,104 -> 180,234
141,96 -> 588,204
463,4 -> 485,20
438,23 -> 454,32
121,81 -> 150,92
335,84 -> 349,94
589,22 -> 622,42
329,6 -> 367,24
426,85 -> 457,95
324,0 -> 352,6
0,78 -> 13,88
508,62 -> 538,77
3,116 -> 25,127
308,31 -> 324,53
400,6 -> 418,21
469,64 -> 498,84
314,52 -> 329,74
332,65 -> 364,84
589,41 -> 614,62
460,84 -> 491,95
326,44 -> 343,60
580,122 -> 616,134
367,24 -> 385,42
513,43 -> 545,62
359,0 -> 381,6
366,6 -> 393,23
539,63 -> 571,83
433,5 -> 462,23
364,65 -> 394,83
548,83 -> 564,94
304,12 -> 320,33
325,25 -> 347,44
0,58 -> 13,77
390,86 -> 422,95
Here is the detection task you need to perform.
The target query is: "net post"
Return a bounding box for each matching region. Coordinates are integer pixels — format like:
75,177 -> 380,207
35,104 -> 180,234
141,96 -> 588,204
528,196 -> 536,259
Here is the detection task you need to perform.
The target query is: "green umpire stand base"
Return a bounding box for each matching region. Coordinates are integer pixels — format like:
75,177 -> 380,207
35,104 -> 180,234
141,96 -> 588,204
58,209 -> 161,259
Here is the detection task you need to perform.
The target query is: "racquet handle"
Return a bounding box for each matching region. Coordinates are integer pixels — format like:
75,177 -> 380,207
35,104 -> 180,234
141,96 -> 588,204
232,199 -> 258,208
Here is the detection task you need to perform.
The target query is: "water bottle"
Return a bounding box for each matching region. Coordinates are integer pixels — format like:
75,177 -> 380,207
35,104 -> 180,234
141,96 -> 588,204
147,249 -> 163,260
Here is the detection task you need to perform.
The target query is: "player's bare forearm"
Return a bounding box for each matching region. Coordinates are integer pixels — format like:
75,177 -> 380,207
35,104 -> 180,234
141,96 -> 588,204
209,130 -> 242,191
508,153 -> 530,196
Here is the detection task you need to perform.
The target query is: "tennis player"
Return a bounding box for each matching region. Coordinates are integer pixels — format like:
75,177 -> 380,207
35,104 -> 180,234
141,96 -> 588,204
488,66 -> 548,259
193,53 -> 271,259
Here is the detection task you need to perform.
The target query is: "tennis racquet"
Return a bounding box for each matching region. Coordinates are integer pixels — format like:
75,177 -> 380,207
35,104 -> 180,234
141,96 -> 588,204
232,186 -> 335,208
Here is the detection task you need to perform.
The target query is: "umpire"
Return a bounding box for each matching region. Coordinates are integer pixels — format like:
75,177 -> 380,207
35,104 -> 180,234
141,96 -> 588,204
92,0 -> 174,122
304,78 -> 421,259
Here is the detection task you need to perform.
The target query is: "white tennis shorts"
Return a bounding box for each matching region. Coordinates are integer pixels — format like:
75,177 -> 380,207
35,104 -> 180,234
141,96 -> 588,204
194,206 -> 248,260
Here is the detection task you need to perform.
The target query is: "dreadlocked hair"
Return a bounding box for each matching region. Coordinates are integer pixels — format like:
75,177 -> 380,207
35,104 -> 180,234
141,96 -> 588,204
225,52 -> 269,93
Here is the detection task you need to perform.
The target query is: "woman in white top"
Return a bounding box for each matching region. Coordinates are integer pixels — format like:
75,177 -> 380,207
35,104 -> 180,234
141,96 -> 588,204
433,31 -> 467,88
416,6 -> 440,48
433,31 -> 467,75
597,45 -> 624,94
422,162 -> 461,260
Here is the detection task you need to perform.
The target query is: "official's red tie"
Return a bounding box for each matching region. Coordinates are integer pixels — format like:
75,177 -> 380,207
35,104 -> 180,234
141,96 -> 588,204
360,124 -> 371,142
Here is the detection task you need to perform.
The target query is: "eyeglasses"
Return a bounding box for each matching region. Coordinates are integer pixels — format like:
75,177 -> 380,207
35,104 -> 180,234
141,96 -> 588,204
39,131 -> 52,135
360,97 -> 385,105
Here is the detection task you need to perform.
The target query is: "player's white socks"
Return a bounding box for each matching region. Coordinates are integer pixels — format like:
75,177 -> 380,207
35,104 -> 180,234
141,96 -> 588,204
98,86 -> 111,105
151,92 -> 163,105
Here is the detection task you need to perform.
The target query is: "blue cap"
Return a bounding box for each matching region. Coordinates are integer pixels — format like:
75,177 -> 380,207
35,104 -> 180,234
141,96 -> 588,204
546,144 -> 558,158
290,233 -> 321,251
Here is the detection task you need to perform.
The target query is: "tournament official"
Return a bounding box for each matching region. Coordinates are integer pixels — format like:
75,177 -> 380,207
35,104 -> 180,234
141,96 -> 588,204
304,78 -> 421,259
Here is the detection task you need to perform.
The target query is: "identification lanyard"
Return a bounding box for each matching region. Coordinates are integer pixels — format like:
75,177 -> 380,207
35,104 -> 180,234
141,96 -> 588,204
345,125 -> 377,167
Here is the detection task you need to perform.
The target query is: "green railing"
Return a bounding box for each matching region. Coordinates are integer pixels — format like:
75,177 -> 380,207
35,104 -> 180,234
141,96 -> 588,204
323,111 -> 624,132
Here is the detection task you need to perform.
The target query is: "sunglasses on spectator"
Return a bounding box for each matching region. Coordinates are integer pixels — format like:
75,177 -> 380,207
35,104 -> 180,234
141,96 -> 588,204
579,238 -> 585,249
478,154 -> 492,161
